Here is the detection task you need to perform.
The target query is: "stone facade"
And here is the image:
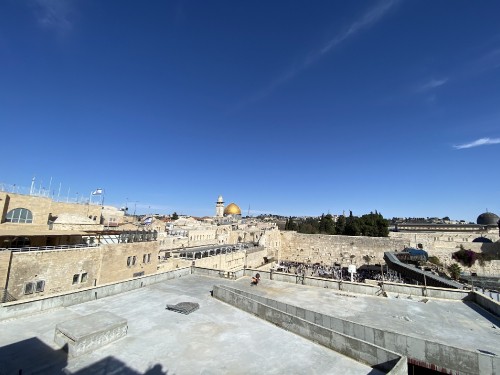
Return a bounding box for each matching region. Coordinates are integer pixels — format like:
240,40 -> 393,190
280,232 -> 408,266
6,241 -> 160,300
279,231 -> 500,276
390,231 -> 500,275
0,192 -> 103,229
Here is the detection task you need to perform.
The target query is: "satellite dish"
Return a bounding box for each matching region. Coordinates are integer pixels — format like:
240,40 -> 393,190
348,265 -> 357,274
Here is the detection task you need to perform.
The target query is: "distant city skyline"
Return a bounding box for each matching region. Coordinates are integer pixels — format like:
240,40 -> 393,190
1,1 -> 499,223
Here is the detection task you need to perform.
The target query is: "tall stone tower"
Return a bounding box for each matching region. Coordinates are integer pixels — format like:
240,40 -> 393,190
215,195 -> 224,217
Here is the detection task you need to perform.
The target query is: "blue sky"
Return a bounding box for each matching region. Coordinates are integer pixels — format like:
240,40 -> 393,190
1,1 -> 499,221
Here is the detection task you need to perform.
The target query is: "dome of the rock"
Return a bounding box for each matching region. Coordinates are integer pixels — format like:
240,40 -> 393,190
224,203 -> 241,215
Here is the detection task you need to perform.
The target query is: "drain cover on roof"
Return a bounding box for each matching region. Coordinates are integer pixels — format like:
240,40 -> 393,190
166,302 -> 199,315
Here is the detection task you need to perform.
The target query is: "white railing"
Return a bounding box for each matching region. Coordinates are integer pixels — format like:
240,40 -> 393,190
1,243 -> 99,252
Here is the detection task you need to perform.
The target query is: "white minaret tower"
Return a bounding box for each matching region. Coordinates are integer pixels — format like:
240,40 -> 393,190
216,195 -> 224,217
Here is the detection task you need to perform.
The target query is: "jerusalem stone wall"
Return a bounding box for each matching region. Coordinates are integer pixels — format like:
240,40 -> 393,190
7,241 -> 160,300
99,242 -> 159,284
8,247 -> 103,300
0,192 -> 103,226
0,251 -> 11,289
390,232 -> 500,276
280,232 -> 408,266
279,231 -> 500,276
158,235 -> 190,250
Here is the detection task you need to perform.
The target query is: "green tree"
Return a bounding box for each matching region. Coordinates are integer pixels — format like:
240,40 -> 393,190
319,214 -> 336,235
448,264 -> 462,280
171,212 -> 179,220
335,215 -> 346,235
345,212 -> 361,236
285,217 -> 298,231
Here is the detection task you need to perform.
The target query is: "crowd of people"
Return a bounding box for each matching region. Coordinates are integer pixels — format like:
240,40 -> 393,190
274,261 -> 406,284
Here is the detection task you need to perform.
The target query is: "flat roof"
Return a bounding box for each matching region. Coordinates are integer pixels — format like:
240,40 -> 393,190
0,275 -> 379,375
231,277 -> 499,355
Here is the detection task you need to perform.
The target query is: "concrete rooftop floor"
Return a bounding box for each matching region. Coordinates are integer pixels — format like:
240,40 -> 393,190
230,276 -> 500,356
0,275 -> 381,375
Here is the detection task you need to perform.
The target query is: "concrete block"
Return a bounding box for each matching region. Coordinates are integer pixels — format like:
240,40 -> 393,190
305,309 -> 315,323
285,304 -> 296,316
314,312 -> 323,325
383,331 -> 397,352
353,323 -> 365,341
322,314 -> 331,329
343,321 -> 354,337
295,306 -> 306,319
276,301 -> 286,313
330,317 -> 343,332
311,324 -> 331,348
364,326 -> 374,344
424,340 -> 441,365
358,341 -> 377,365
478,354 -> 493,375
406,336 -> 423,360
373,328 -> 385,347
54,311 -> 127,358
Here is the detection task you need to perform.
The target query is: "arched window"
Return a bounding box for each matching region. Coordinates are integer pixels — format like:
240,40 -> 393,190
6,208 -> 33,223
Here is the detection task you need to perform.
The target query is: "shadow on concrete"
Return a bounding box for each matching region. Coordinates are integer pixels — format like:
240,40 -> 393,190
0,337 -> 170,375
0,337 -> 68,374
463,301 -> 500,327
72,357 -> 171,375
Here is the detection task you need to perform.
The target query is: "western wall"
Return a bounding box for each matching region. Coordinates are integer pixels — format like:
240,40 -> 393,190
279,231 -> 500,276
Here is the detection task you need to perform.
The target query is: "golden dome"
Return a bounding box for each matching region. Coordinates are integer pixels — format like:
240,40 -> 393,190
224,203 -> 241,215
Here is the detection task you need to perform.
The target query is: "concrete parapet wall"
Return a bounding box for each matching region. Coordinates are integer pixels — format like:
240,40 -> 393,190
246,269 -> 475,301
0,267 -> 191,321
381,282 -> 471,300
216,284 -> 498,375
213,285 -> 407,375
473,291 -> 500,317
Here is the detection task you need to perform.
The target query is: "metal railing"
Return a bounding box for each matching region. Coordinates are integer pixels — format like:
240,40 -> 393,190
0,289 -> 17,303
0,243 -> 99,253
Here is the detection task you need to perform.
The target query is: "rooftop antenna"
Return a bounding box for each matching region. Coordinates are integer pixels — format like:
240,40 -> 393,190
247,205 -> 251,217
30,177 -> 35,195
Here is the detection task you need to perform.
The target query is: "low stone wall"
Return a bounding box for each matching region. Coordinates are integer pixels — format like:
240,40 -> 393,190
215,285 -> 499,375
247,269 -> 380,295
245,269 -> 482,303
473,291 -> 500,317
213,285 -> 407,375
381,281 -> 471,300
0,267 -> 191,321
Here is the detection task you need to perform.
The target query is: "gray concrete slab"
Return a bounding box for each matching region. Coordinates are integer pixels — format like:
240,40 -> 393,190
0,275 -> 380,375
231,277 -> 500,355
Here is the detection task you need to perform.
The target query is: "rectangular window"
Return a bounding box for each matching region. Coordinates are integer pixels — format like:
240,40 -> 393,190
72,274 -> 80,284
147,253 -> 151,263
127,256 -> 132,267
81,273 -> 88,283
24,282 -> 34,295
143,254 -> 147,263
132,256 -> 136,265
35,280 -> 45,292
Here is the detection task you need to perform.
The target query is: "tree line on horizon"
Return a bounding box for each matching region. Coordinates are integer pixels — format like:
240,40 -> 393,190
284,211 -> 389,237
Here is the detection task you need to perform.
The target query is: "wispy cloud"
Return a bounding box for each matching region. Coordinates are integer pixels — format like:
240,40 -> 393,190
32,0 -> 75,31
453,137 -> 500,149
234,0 -> 401,110
417,78 -> 448,92
317,0 -> 400,58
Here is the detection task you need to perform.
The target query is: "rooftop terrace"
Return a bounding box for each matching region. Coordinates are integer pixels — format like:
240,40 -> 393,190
0,275 -> 380,375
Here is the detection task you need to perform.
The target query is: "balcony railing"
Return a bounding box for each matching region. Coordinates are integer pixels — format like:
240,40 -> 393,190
0,243 -> 99,253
